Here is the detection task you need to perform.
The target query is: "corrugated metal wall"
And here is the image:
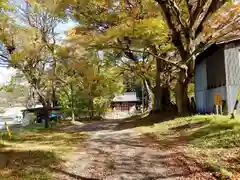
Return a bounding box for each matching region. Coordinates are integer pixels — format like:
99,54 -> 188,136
195,86 -> 226,113
225,43 -> 240,113
206,48 -> 226,89
195,47 -> 227,113
195,42 -> 240,114
195,60 -> 208,113
207,86 -> 227,113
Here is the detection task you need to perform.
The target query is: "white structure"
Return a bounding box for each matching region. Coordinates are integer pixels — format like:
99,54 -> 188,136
0,107 -> 26,129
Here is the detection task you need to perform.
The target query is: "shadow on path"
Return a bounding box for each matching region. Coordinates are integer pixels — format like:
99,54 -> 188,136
62,119 -> 124,133
52,167 -> 100,180
58,117 -> 215,180
62,113 -> 176,133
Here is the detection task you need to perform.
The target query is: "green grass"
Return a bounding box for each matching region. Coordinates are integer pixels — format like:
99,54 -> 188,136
0,150 -> 59,180
136,115 -> 240,178
0,121 -> 89,180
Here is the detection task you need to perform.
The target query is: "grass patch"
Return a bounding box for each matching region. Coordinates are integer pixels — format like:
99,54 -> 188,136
0,121 -> 89,180
0,150 -> 59,180
1,121 -> 89,152
137,115 -> 240,177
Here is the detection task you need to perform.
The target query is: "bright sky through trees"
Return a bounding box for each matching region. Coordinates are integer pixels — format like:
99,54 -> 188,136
0,0 -> 77,85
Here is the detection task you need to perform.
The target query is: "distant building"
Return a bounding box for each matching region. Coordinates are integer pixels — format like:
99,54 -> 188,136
111,92 -> 141,111
195,36 -> 240,114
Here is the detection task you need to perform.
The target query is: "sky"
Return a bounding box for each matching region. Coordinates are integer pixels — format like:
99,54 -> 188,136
55,21 -> 77,40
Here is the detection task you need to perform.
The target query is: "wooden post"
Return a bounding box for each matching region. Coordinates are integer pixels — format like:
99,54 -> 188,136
4,121 -> 12,139
220,105 -> 223,115
214,94 -> 222,115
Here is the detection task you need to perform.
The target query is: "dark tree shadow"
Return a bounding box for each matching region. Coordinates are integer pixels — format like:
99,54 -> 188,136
71,130 -> 214,180
51,168 -> 100,180
0,148 -> 100,180
114,112 -> 180,131
0,149 -> 61,179
62,119 -> 125,132
61,112 -> 180,133
170,120 -> 210,131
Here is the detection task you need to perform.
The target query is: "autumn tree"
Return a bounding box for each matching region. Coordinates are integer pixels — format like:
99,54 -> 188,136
101,49 -> 155,110
0,74 -> 30,107
41,0 -> 177,112
10,27 -> 54,128
19,0 -> 63,107
33,0 -> 240,114
153,0 -> 240,113
0,0 -> 18,58
56,46 -> 124,120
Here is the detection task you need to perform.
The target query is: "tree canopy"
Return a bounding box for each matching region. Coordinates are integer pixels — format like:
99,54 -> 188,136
0,0 -> 239,125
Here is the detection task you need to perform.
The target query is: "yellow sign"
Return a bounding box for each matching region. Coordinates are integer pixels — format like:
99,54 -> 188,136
238,91 -> 240,100
214,94 -> 222,106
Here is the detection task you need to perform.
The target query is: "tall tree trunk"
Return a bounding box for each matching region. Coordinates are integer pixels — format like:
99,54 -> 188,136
161,86 -> 171,110
153,85 -> 162,112
174,56 -> 194,114
153,58 -> 162,112
71,110 -> 75,122
153,59 -> 172,112
52,84 -> 57,107
36,89 -> 51,128
70,83 -> 75,122
144,80 -> 153,111
43,105 -> 50,128
52,56 -> 57,107
89,98 -> 94,119
41,99 -> 51,128
153,85 -> 172,112
175,81 -> 190,115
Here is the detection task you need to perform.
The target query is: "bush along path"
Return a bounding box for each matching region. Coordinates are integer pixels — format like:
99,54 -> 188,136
55,118 -> 216,180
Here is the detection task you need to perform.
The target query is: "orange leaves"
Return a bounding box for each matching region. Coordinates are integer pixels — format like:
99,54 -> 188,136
87,75 -> 104,81
68,60 -> 85,70
67,28 -> 76,37
202,2 -> 240,43
206,3 -> 240,28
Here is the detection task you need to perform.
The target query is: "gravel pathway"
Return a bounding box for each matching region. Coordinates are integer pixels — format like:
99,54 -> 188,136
55,120 -> 215,180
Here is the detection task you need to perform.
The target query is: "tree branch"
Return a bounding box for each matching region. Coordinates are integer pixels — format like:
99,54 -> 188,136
190,0 -> 203,27
169,0 -> 188,33
155,0 -> 187,60
191,0 -> 213,37
106,45 -> 185,70
184,0 -> 191,21
117,38 -> 139,61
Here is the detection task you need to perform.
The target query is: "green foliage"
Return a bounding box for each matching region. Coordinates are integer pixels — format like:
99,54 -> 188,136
49,0 -> 240,113
2,0 -> 239,116
57,49 -> 125,118
0,75 -> 29,107
188,83 -> 195,97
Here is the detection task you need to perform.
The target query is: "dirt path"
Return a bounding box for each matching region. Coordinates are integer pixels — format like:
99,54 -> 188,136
55,120 -> 215,180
